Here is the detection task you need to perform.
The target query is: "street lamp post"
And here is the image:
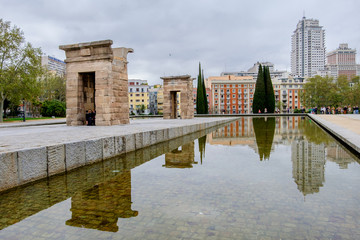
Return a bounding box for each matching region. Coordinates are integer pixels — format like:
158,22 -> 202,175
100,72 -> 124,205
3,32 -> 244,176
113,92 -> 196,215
23,100 -> 26,122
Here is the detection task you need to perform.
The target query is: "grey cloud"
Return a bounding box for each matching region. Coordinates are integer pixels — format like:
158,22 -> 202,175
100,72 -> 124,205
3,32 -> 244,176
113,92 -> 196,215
0,0 -> 359,85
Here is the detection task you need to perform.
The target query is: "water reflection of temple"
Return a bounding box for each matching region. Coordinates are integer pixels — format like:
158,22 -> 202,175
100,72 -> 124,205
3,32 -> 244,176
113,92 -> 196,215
163,142 -> 197,168
66,170 -> 138,232
291,140 -> 325,195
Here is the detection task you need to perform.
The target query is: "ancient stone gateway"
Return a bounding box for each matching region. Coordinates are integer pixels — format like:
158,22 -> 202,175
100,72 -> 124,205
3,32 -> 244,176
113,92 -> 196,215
59,40 -> 133,126
161,75 -> 194,119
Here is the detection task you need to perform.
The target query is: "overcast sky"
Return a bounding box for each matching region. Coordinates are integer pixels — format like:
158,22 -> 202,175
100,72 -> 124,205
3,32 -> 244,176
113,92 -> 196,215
1,0 -> 359,85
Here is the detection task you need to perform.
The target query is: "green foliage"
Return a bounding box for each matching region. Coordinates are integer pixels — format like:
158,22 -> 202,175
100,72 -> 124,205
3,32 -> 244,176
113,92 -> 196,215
301,75 -> 335,107
40,72 -> 66,102
41,100 -> 66,117
0,19 -> 43,122
264,66 -> 275,113
252,64 -> 266,113
196,62 -> 208,114
301,75 -> 360,108
252,117 -> 276,161
202,69 -> 208,114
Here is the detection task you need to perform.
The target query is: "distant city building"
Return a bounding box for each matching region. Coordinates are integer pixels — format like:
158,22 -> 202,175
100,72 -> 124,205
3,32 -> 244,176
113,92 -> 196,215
157,87 -> 164,115
272,76 -> 305,112
128,79 -> 149,114
221,62 -> 287,80
291,17 -> 326,77
326,43 -> 359,80
41,55 -> 66,76
208,75 -> 256,114
148,84 -> 161,115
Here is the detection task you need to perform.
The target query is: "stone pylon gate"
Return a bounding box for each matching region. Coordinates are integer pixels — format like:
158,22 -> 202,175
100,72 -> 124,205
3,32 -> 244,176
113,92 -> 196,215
59,40 -> 133,126
161,75 -> 194,119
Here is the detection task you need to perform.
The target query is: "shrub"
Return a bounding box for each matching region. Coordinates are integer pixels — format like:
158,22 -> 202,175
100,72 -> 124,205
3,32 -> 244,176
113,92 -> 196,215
41,100 -> 66,117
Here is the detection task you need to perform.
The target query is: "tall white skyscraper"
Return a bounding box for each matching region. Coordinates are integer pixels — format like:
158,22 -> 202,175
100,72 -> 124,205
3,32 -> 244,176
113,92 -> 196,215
291,17 -> 326,77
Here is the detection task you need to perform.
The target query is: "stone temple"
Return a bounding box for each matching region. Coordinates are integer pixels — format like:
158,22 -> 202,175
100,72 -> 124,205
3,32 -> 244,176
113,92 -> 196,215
60,40 -> 133,126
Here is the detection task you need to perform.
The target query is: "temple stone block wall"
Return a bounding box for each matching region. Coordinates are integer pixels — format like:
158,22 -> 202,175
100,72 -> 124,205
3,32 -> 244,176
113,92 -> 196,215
59,40 -> 133,126
161,75 -> 194,119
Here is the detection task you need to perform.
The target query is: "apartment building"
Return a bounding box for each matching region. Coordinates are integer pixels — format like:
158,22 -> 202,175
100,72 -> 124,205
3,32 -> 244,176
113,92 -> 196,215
291,17 -> 326,77
128,79 -> 149,114
326,43 -> 359,80
208,75 -> 256,114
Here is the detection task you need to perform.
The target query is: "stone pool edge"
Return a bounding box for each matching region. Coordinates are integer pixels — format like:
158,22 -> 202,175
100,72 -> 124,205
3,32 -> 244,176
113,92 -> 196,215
0,118 -> 238,192
307,114 -> 360,157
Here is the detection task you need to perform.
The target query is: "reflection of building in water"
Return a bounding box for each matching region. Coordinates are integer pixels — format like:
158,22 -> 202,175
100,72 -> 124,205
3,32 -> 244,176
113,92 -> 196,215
208,118 -> 255,146
66,170 -> 138,232
326,143 -> 355,169
163,142 -> 196,168
292,140 -> 326,195
274,116 -> 302,145
208,117 -> 303,147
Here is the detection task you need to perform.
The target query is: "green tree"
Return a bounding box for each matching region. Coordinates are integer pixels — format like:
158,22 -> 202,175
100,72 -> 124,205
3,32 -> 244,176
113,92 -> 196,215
351,75 -> 359,84
196,62 -> 206,114
300,75 -> 335,108
0,19 -> 43,122
252,64 -> 265,113
264,66 -> 275,113
202,69 -> 208,114
40,99 -> 66,117
40,71 -> 66,102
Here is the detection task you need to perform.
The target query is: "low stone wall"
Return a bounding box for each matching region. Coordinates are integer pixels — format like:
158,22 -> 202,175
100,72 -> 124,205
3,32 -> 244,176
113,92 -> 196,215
0,118 -> 235,192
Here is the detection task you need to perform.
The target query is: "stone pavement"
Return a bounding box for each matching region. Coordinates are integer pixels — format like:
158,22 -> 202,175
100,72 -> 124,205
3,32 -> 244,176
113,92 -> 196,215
0,117 -> 235,153
0,117 -> 236,191
307,114 -> 360,155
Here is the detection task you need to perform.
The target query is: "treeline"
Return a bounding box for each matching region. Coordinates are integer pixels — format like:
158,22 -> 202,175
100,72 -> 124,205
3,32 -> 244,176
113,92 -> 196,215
301,75 -> 360,109
0,19 -> 66,122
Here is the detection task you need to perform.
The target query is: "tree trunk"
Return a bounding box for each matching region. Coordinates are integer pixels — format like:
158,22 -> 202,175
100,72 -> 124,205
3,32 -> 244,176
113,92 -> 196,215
0,92 -> 4,122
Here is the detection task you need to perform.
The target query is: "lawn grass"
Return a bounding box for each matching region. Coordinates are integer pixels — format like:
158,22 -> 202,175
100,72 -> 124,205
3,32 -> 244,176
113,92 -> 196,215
3,117 -> 61,122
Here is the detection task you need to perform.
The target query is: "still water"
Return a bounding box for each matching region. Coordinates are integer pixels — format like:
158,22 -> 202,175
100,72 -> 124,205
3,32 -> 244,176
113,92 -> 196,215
0,116 -> 360,239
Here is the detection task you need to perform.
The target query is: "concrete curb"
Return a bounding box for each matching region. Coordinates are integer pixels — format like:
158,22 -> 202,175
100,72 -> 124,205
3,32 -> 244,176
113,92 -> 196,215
0,118 -> 237,192
307,114 -> 360,157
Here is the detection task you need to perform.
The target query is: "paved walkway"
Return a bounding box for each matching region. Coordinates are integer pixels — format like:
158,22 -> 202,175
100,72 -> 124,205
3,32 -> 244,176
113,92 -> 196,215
0,118 -> 66,128
307,114 -> 360,155
0,117 -> 234,153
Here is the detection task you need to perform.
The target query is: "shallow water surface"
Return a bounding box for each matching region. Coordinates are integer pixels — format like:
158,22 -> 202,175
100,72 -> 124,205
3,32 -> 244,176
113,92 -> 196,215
0,116 -> 359,239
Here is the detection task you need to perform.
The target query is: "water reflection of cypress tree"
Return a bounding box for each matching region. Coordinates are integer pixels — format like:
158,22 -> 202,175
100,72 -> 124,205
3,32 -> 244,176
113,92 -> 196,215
253,117 -> 276,161
198,134 -> 207,164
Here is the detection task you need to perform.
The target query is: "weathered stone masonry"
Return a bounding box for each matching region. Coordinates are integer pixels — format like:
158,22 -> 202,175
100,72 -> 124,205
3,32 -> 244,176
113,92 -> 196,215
60,40 -> 133,126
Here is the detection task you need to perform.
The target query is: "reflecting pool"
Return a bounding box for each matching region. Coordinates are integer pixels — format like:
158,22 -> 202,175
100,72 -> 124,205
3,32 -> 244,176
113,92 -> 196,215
0,116 -> 360,239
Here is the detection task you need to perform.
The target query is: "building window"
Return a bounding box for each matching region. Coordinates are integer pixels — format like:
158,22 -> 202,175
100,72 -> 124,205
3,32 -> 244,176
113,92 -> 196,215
232,94 -> 235,98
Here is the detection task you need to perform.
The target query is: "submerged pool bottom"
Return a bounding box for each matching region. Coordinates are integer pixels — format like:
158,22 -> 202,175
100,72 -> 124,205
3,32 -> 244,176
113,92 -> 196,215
0,116 -> 359,239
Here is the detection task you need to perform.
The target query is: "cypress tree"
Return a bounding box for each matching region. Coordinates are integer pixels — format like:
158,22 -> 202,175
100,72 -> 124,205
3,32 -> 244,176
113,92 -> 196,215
202,69 -> 209,114
252,64 -> 266,113
264,66 -> 275,113
196,62 -> 205,114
